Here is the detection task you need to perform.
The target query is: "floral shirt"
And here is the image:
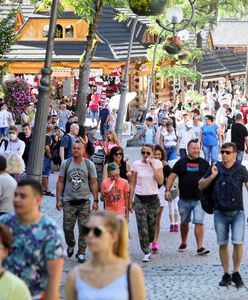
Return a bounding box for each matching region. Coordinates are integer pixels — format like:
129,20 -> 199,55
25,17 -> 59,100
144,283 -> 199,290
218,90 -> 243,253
0,214 -> 64,296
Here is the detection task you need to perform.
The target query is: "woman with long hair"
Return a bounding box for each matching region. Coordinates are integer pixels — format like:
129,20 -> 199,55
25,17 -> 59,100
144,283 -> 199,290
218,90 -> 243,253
129,144 -> 163,262
103,129 -> 121,156
103,146 -> 131,181
6,153 -> 26,182
151,145 -> 171,252
78,125 -> 94,158
66,211 -> 145,300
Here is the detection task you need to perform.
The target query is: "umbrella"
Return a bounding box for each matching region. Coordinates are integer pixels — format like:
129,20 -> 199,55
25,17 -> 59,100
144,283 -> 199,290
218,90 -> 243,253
108,92 -> 137,110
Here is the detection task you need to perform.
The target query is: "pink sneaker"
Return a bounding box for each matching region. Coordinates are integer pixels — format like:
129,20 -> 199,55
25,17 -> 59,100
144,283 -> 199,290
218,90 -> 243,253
151,241 -> 158,252
170,225 -> 174,232
174,224 -> 179,232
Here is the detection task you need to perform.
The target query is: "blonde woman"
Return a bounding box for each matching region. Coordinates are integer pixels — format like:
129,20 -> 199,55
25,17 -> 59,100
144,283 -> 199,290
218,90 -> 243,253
103,130 -> 121,156
66,211 -> 145,300
6,153 -> 26,182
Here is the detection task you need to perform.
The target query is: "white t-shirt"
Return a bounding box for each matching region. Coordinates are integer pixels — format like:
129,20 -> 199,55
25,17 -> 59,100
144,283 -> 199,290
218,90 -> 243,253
178,129 -> 194,149
132,159 -> 163,195
0,110 -> 11,128
191,124 -> 202,140
162,130 -> 177,148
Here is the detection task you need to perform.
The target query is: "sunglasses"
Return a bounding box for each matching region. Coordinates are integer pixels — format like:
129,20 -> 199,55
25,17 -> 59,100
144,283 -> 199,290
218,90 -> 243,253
221,150 -> 234,155
141,151 -> 151,156
114,152 -> 123,156
82,225 -> 106,237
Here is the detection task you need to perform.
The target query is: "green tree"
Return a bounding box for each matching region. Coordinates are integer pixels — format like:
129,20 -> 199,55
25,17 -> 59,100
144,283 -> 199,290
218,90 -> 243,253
0,9 -> 18,75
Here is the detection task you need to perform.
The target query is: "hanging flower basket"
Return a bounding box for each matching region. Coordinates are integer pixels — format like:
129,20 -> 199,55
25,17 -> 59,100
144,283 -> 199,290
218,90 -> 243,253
163,36 -> 182,55
129,0 -> 168,16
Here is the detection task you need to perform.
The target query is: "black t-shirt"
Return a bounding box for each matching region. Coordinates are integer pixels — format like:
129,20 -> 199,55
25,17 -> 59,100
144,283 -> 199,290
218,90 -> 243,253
231,123 -> 248,151
18,132 -> 32,166
172,157 -> 210,200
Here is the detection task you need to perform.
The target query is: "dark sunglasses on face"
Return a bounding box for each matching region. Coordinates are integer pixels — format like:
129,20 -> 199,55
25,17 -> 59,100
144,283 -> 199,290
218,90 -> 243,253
221,150 -> 234,155
114,152 -> 123,156
82,225 -> 105,237
141,151 -> 151,156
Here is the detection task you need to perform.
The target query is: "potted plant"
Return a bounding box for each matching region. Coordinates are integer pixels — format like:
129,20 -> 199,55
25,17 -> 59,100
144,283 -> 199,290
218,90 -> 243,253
163,36 -> 182,54
129,0 -> 167,16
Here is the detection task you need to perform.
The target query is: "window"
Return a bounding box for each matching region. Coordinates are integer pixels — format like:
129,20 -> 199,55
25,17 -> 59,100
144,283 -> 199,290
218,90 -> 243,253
55,24 -> 63,38
65,25 -> 74,38
42,25 -> 49,37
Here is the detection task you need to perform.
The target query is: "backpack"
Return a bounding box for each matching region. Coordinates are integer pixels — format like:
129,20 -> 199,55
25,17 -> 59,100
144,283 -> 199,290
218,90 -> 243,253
225,115 -> 235,132
51,139 -> 61,165
214,99 -> 220,111
214,162 -> 243,212
0,139 -> 8,152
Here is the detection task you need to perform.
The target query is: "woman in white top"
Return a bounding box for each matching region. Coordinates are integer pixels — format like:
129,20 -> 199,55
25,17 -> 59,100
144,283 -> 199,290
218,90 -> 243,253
66,211 -> 145,300
129,144 -> 163,263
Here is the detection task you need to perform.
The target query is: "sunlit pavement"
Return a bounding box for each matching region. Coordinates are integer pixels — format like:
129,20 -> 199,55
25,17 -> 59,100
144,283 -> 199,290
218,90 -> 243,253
41,134 -> 248,300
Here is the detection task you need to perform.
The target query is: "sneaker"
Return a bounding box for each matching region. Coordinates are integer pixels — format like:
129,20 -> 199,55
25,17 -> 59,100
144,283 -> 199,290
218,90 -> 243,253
142,253 -> 151,262
151,241 -> 158,252
170,225 -> 174,232
178,243 -> 187,252
67,246 -> 74,258
232,272 -> 244,288
174,224 -> 179,232
197,247 -> 210,256
76,253 -> 86,263
219,273 -> 232,286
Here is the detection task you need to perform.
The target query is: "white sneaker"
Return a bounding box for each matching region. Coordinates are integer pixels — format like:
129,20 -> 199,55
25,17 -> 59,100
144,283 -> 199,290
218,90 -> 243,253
77,254 -> 86,263
142,253 -> 151,262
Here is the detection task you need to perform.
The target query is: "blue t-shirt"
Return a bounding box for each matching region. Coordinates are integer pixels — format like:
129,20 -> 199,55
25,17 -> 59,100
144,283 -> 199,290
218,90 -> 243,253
201,124 -> 219,146
0,214 -> 64,296
60,134 -> 76,159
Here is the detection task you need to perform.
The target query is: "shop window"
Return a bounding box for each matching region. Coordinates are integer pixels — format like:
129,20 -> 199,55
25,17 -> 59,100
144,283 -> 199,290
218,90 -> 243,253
65,25 -> 74,38
42,25 -> 49,38
55,24 -> 63,38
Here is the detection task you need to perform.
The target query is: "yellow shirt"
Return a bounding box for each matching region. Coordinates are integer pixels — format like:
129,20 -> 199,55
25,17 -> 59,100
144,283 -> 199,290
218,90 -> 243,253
0,270 -> 32,300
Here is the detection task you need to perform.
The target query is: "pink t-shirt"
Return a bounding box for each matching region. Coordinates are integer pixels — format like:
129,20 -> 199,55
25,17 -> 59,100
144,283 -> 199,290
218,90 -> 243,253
101,177 -> 129,214
131,159 -> 163,195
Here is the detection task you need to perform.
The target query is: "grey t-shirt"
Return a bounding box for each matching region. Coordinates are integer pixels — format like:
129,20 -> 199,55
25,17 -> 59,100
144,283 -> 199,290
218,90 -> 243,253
0,173 -> 17,213
59,159 -> 97,202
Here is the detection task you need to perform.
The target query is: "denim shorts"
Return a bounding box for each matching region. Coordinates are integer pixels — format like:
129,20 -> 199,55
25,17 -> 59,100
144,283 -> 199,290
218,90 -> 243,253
178,199 -> 205,224
214,210 -> 245,245
42,156 -> 52,177
0,127 -> 8,137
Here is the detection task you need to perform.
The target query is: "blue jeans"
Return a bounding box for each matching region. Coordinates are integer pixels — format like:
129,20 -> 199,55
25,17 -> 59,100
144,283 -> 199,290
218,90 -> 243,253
236,150 -> 244,163
214,210 -> 245,245
178,199 -> 205,224
0,127 -> 8,137
202,144 -> 219,164
165,147 -> 177,161
42,156 -> 52,177
90,109 -> 98,123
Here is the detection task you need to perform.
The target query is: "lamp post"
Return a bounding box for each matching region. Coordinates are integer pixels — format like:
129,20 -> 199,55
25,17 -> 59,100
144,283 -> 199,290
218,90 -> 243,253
146,0 -> 195,112
26,0 -> 59,181
115,16 -> 139,140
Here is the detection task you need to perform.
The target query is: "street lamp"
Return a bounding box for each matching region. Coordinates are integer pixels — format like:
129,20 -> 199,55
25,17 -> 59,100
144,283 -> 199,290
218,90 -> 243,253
26,0 -> 59,181
115,0 -> 168,140
146,0 -> 195,112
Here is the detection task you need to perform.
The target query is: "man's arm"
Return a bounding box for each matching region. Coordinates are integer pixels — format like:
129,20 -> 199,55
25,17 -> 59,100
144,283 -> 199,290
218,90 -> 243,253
59,147 -> 65,162
44,258 -> 64,300
56,176 -> 64,210
66,271 -> 77,300
245,136 -> 248,153
198,165 -> 218,190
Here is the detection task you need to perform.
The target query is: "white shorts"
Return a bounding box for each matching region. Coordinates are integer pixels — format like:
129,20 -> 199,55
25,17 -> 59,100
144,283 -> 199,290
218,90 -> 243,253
158,185 -> 168,207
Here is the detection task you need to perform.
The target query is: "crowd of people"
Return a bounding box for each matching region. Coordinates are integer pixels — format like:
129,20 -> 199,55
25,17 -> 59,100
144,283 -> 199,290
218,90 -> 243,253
1,77 -> 248,298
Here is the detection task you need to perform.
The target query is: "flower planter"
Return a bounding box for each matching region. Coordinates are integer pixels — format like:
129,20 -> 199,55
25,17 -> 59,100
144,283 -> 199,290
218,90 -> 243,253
163,45 -> 181,54
178,53 -> 188,60
129,0 -> 168,16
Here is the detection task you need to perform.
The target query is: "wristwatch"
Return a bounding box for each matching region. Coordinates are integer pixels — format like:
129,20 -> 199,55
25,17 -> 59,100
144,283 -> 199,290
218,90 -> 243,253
94,200 -> 99,203
165,190 -> 171,192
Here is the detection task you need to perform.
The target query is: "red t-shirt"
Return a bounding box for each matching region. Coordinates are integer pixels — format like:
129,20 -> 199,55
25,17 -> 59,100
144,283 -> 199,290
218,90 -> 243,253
101,177 -> 129,214
241,105 -> 248,124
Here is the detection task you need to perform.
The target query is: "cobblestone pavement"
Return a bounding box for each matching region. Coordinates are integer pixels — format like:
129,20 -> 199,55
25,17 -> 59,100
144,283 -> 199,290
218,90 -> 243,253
41,141 -> 248,300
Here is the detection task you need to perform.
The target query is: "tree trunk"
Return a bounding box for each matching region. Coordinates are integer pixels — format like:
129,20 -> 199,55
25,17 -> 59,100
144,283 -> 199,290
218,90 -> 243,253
75,0 -> 103,125
195,32 -> 203,93
245,45 -> 248,96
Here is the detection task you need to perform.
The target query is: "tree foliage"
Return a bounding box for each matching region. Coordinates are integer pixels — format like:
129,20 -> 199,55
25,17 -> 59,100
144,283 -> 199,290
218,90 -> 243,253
0,9 -> 18,74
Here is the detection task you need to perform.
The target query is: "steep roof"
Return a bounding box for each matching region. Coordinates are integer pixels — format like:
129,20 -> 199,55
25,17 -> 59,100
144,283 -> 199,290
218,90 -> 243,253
0,4 -> 35,21
212,18 -> 248,47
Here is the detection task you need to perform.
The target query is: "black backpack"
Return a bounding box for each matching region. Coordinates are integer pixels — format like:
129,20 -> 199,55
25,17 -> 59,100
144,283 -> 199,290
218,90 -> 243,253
214,99 -> 220,111
0,139 -> 8,152
225,115 -> 235,132
51,139 -> 61,165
